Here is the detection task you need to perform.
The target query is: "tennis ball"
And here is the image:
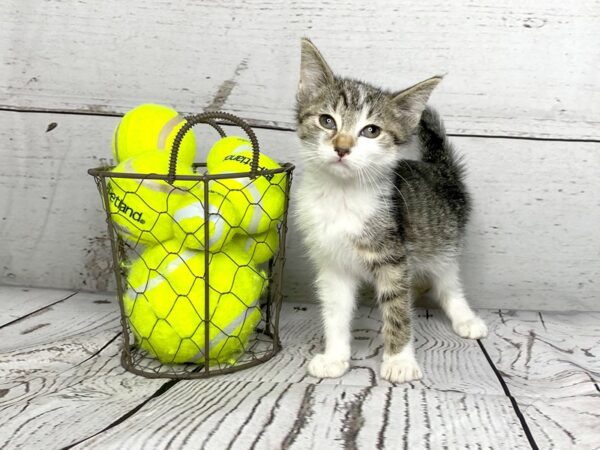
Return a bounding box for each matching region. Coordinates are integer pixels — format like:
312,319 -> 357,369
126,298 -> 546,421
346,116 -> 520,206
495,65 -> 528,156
169,184 -> 240,252
208,139 -> 287,235
226,227 -> 280,265
123,239 -> 266,365
206,136 -> 253,173
107,153 -> 196,246
112,104 -> 196,166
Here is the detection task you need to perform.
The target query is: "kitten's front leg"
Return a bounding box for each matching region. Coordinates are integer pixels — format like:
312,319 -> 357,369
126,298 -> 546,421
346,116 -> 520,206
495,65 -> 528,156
375,264 -> 423,383
308,268 -> 357,379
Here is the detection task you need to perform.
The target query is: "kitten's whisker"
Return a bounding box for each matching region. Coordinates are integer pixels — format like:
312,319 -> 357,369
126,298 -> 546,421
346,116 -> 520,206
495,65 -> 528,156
369,165 -> 411,224
391,167 -> 411,188
390,168 -> 417,223
399,158 -> 416,176
361,166 -> 391,213
392,185 -> 411,225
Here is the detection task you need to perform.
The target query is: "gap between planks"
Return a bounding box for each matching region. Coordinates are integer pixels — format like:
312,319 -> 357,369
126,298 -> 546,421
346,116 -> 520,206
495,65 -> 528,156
2,290 -> 595,448
54,313 -> 539,449
0,290 -> 78,329
2,105 -> 600,144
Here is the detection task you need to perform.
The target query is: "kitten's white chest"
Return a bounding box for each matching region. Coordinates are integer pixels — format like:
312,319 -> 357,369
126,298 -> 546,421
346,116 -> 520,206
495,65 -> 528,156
296,175 -> 381,269
315,189 -> 369,236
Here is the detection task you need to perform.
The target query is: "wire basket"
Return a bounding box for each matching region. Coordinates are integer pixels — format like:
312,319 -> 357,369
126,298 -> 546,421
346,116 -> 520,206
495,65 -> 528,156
88,111 -> 294,379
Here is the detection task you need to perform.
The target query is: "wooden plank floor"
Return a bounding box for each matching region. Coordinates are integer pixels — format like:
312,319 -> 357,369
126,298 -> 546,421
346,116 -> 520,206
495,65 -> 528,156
0,287 -> 598,449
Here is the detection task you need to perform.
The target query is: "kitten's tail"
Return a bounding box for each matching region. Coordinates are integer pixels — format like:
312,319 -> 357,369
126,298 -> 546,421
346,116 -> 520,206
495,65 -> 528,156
418,107 -> 465,179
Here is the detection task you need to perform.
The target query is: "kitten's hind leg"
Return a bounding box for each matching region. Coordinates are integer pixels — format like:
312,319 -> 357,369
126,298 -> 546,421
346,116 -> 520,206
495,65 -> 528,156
307,268 -> 357,379
375,264 -> 423,383
429,259 -> 488,339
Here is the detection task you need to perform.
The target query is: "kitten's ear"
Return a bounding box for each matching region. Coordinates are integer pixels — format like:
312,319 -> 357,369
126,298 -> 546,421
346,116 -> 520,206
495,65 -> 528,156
392,75 -> 443,130
298,38 -> 334,99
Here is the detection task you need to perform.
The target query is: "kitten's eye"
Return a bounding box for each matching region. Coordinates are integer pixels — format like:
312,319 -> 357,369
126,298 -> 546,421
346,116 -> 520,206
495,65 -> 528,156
319,114 -> 337,130
360,125 -> 381,139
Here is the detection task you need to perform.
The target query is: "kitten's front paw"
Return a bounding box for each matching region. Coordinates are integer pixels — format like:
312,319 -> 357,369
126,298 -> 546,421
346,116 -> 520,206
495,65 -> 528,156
380,357 -> 423,383
453,316 -> 488,339
308,354 -> 349,378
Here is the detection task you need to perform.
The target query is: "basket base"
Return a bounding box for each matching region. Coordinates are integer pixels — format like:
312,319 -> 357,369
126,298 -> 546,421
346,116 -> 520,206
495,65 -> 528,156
120,331 -> 281,379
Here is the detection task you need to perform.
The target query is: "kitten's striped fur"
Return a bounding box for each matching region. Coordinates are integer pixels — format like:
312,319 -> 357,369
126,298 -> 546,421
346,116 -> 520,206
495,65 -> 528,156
295,38 -> 487,383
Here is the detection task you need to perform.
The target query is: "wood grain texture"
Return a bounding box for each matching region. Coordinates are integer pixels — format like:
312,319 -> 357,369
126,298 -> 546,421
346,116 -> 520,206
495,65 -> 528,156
0,289 -> 507,449
209,304 -> 503,396
1,0 -> 599,139
0,291 -> 119,388
481,309 -> 600,398
1,111 -> 598,310
0,288 -> 164,450
0,340 -> 166,450
77,379 -> 528,450
0,286 -> 75,326
0,291 -> 117,354
517,396 -> 600,450
2,286 -> 597,449
481,309 -> 600,449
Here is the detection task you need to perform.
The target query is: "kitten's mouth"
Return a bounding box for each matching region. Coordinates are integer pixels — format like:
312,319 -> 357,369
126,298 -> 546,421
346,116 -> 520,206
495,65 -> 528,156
328,155 -> 348,165
329,158 -> 349,170
325,157 -> 354,178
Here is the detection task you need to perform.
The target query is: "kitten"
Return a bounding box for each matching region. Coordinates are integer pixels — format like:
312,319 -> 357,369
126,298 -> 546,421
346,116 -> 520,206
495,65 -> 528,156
294,38 -> 488,383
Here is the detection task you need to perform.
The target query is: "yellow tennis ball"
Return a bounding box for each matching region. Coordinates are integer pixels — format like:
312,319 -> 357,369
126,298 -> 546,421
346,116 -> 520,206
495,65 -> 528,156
123,239 -> 265,365
107,153 -> 196,246
226,227 -> 280,265
169,184 -> 240,252
206,136 -> 253,173
112,104 -> 197,166
208,139 -> 287,235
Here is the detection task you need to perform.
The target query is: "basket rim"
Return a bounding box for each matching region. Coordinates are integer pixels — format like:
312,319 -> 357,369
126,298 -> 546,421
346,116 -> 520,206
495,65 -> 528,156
88,162 -> 295,181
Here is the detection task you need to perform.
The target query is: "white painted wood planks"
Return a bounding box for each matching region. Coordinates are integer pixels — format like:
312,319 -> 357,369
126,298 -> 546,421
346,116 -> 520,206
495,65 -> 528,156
207,305 -> 503,395
1,286 -> 598,449
481,309 -> 600,449
1,111 -> 598,310
0,289 -> 521,449
0,286 -> 76,326
76,380 -> 528,450
0,291 -> 119,387
0,290 -> 162,449
1,0 -> 599,139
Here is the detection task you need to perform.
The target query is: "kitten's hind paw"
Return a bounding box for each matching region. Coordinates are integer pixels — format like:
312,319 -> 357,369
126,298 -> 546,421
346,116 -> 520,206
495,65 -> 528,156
308,354 -> 349,378
453,316 -> 488,339
380,356 -> 423,383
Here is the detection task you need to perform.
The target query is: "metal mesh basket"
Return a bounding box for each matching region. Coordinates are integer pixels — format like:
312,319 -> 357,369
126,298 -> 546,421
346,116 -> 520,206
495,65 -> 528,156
88,111 -> 294,378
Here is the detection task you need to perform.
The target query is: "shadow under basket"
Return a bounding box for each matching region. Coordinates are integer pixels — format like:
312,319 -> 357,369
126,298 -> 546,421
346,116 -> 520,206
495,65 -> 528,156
88,111 -> 295,379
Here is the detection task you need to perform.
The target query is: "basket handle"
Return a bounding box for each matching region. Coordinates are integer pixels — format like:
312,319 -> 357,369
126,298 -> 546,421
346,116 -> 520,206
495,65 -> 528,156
167,111 -> 260,184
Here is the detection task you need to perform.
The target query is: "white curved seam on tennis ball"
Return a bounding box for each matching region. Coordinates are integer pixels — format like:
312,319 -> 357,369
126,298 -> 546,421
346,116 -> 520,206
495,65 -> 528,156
126,249 -> 198,299
125,249 -> 195,298
232,178 -> 262,234
174,202 -> 227,247
243,236 -> 253,252
119,160 -> 189,195
174,202 -> 205,223
188,298 -> 260,363
230,143 -> 252,155
208,213 -> 227,247
157,114 -> 185,151
113,122 -> 122,161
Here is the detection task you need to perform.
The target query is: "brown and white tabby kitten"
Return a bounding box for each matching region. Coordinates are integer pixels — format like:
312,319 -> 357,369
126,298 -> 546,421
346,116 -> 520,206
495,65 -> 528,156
295,39 -> 487,383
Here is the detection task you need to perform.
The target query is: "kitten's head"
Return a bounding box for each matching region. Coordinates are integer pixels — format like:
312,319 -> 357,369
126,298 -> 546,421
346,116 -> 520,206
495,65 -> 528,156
296,38 -> 441,181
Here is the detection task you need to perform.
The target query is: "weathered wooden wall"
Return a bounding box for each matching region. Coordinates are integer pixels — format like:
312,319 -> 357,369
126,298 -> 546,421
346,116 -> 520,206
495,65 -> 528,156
1,0 -> 598,310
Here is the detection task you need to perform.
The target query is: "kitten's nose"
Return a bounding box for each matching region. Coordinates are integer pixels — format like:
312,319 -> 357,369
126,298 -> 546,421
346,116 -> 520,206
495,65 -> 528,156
332,134 -> 354,158
335,147 -> 351,158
